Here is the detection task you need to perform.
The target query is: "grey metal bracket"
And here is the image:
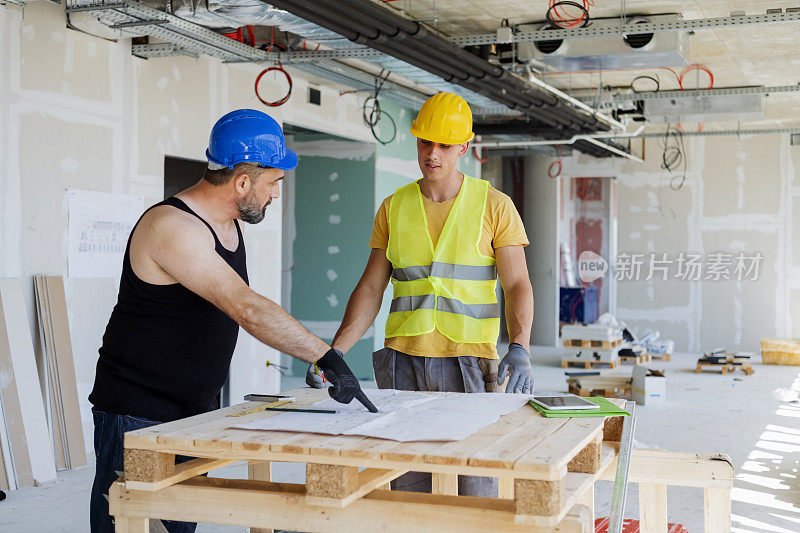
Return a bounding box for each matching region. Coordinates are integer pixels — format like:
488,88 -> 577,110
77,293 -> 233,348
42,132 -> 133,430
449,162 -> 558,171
448,11 -> 800,46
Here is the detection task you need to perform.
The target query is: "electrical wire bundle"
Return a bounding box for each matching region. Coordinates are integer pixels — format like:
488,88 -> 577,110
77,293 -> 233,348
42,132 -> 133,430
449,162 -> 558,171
254,27 -> 292,107
548,145 -> 563,178
546,0 -> 594,28
362,71 -> 397,145
659,125 -> 687,190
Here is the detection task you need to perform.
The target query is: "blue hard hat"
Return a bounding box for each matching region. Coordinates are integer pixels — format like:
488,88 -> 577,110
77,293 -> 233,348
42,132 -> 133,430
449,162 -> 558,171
206,109 -> 298,170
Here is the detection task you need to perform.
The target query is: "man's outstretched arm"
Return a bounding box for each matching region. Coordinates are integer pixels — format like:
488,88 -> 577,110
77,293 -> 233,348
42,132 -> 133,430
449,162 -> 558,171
332,248 -> 393,353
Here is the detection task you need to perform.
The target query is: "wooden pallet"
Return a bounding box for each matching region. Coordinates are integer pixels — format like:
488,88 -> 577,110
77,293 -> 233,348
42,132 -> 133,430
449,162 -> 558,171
112,388 -> 626,532
618,353 -> 651,365
696,360 -> 754,375
568,384 -> 632,399
563,338 -> 622,350
648,351 -> 672,362
562,358 -> 619,370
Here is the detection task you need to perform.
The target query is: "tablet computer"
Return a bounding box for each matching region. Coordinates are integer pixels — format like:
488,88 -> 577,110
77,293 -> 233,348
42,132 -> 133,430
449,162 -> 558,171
530,395 -> 600,410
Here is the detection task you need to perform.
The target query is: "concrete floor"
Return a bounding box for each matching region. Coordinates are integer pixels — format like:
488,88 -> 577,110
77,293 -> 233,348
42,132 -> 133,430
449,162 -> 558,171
1,347 -> 798,532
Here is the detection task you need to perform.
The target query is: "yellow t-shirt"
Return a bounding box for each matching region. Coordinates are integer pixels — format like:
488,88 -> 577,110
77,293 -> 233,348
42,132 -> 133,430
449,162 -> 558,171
369,179 -> 529,359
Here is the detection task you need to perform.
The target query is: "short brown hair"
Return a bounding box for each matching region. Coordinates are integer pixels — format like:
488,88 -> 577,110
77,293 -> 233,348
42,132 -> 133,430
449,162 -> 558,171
203,162 -> 270,186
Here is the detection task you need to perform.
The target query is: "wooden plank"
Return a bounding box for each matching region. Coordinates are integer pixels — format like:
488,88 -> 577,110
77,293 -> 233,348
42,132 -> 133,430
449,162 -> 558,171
467,416 -> 571,474
125,457 -> 236,491
124,449 -> 175,484
306,468 -> 406,507
704,487 -> 731,533
0,279 -> 57,485
108,476 -> 592,532
248,461 -> 273,533
498,477 -> 514,499
599,449 -> 734,488
44,276 -> 86,468
0,282 -> 35,487
639,483 -> 667,533
431,473 -> 458,495
512,418 -> 605,475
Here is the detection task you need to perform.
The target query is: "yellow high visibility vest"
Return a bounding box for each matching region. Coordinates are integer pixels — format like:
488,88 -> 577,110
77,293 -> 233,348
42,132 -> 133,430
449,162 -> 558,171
385,175 -> 500,344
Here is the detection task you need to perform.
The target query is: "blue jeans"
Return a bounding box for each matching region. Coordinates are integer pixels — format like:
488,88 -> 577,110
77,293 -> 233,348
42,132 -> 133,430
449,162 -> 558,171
90,408 -> 198,533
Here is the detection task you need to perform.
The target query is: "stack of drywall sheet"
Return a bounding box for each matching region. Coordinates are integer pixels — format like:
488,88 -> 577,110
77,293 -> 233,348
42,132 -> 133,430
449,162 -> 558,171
0,279 -> 58,489
34,275 -> 86,471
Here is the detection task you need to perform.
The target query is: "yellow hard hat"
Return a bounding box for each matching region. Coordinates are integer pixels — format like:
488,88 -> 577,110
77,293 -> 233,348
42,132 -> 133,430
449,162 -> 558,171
410,92 -> 474,145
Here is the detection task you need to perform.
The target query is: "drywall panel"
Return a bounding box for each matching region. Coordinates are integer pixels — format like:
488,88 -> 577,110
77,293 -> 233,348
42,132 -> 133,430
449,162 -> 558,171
18,2 -> 112,104
0,279 -> 57,485
789,289 -> 800,338
699,229 -> 779,350
790,145 -> 800,188
701,135 -> 782,218
617,180 -> 693,254
136,56 -> 211,177
19,111 -> 115,275
794,195 -> 800,269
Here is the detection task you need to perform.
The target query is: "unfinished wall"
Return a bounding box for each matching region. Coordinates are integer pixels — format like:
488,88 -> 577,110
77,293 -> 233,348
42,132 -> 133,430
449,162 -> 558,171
0,2 -> 387,457
562,133 -> 799,353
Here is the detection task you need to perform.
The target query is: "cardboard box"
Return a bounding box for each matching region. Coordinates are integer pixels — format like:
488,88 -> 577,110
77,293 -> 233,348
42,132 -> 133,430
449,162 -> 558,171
632,366 -> 666,405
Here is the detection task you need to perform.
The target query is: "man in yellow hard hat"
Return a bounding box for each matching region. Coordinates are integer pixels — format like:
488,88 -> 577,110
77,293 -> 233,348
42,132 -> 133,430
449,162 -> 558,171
309,92 -> 534,497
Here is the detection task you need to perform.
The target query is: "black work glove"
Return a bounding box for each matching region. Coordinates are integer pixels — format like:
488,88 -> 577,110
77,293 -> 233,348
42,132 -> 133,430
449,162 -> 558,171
315,349 -> 378,412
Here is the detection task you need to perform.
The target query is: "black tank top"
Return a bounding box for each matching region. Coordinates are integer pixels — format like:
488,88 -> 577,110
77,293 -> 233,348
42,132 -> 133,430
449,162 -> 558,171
89,197 -> 248,422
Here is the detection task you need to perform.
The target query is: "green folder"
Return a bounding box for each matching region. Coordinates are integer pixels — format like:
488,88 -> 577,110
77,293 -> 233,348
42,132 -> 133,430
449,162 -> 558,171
528,396 -> 631,418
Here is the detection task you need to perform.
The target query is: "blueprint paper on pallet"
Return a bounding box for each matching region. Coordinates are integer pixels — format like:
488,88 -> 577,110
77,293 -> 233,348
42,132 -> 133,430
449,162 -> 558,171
233,389 -> 531,442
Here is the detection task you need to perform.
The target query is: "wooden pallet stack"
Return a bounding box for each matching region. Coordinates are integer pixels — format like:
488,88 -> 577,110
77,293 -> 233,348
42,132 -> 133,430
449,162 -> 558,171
566,373 -> 632,399
696,349 -> 754,375
561,324 -> 623,369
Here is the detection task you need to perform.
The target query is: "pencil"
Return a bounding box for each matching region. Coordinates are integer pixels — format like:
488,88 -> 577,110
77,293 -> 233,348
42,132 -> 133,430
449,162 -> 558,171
263,407 -> 339,414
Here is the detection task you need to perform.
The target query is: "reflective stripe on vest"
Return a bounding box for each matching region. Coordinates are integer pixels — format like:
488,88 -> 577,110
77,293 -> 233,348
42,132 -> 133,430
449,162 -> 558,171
390,295 -> 500,320
391,262 -> 497,282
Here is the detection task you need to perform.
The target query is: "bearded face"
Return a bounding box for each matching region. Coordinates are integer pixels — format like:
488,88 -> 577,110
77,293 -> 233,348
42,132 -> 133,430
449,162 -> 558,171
236,186 -> 271,224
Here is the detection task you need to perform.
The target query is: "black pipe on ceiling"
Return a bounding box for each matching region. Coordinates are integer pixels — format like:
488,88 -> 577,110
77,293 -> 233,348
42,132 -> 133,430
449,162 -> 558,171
264,0 -> 615,143
266,0 -> 582,130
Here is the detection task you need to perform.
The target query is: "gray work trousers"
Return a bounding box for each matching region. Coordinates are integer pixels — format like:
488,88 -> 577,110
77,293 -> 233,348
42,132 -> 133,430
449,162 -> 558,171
372,347 -> 500,497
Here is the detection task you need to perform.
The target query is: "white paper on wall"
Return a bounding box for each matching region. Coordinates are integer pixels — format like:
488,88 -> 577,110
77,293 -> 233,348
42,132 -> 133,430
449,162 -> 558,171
67,190 -> 145,278
234,389 -> 532,442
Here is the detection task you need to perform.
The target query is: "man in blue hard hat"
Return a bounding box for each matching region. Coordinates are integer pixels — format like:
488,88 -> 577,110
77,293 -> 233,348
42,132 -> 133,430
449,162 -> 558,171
88,109 -> 375,533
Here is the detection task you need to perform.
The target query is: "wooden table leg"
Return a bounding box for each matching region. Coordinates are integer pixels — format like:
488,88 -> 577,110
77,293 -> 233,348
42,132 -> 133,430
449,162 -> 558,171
248,462 -> 272,533
578,483 -> 595,523
704,487 -> 731,533
639,483 -> 667,533
115,517 -> 149,533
